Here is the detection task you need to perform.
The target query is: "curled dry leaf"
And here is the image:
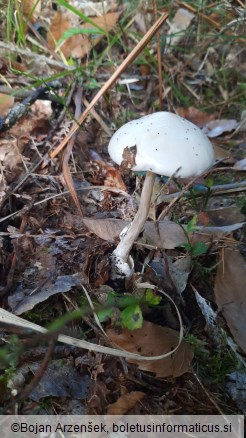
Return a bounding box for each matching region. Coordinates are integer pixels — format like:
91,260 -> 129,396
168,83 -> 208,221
107,321 -> 193,378
202,119 -> 238,138
107,391 -> 145,415
214,247 -> 246,353
104,168 -> 127,191
8,275 -> 81,315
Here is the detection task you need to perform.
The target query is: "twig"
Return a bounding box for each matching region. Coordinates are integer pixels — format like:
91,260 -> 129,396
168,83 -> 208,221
49,12 -> 169,159
0,185 -> 129,224
157,180 -> 246,203
82,97 -> 111,136
192,370 -> 225,415
152,0 -> 163,109
157,167 -> 245,221
0,82 -> 60,132
62,86 -> 84,216
16,336 -> 56,402
0,86 -> 59,102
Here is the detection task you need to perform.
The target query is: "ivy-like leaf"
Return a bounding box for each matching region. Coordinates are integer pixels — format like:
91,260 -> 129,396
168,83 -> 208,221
120,304 -> 143,331
145,289 -> 161,306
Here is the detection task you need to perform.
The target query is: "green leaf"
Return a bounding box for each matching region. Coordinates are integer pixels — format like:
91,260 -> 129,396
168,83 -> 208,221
120,304 -> 143,331
115,294 -> 140,309
57,27 -> 104,47
191,242 -> 208,256
96,307 -> 114,322
204,177 -> 213,188
145,289 -> 161,306
187,215 -> 198,232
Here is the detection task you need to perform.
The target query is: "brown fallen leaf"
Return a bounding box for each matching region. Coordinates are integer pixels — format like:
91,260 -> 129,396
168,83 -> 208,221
104,168 -> 127,191
213,144 -> 235,164
214,247 -> 246,353
47,11 -> 88,59
176,107 -> 217,126
0,93 -> 15,116
82,218 -> 187,248
47,11 -> 120,60
206,205 -> 245,226
107,391 -> 145,415
107,321 -> 193,378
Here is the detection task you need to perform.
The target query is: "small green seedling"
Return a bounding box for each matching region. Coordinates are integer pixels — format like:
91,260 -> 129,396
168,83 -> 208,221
180,215 -> 208,258
97,289 -> 161,331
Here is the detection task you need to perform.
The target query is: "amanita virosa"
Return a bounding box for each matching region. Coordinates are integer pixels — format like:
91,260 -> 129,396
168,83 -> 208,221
108,111 -> 215,279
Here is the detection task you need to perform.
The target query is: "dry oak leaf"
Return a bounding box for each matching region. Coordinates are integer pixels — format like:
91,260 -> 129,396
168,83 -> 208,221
107,321 -> 193,378
47,11 -> 120,60
107,391 -> 145,415
47,11 -> 87,59
214,247 -> 246,354
176,107 -> 217,127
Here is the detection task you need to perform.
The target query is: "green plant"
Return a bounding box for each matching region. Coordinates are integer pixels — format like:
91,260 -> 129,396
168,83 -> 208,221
179,215 -> 208,258
188,335 -> 240,386
97,289 -> 161,331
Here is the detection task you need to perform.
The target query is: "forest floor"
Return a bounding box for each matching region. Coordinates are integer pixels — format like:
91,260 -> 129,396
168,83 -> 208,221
0,0 -> 246,417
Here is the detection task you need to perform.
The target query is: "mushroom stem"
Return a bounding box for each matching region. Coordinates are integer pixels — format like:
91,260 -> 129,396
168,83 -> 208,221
111,171 -> 156,278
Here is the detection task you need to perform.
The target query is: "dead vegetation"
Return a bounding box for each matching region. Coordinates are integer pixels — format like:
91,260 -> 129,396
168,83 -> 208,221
0,0 -> 246,415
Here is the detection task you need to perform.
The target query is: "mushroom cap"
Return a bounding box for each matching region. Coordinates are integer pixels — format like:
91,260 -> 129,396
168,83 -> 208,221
108,112 -> 215,178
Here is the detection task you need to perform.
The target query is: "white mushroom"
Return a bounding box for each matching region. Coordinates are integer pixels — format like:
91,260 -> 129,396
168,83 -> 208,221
108,111 -> 215,279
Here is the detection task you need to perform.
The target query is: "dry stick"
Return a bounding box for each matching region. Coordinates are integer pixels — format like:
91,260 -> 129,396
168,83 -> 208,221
82,97 -> 112,136
156,180 -> 246,203
235,0 -> 244,7
27,21 -> 61,62
153,0 -> 163,109
62,87 -> 84,216
157,166 -> 240,221
50,12 -> 169,159
16,337 -> 56,403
